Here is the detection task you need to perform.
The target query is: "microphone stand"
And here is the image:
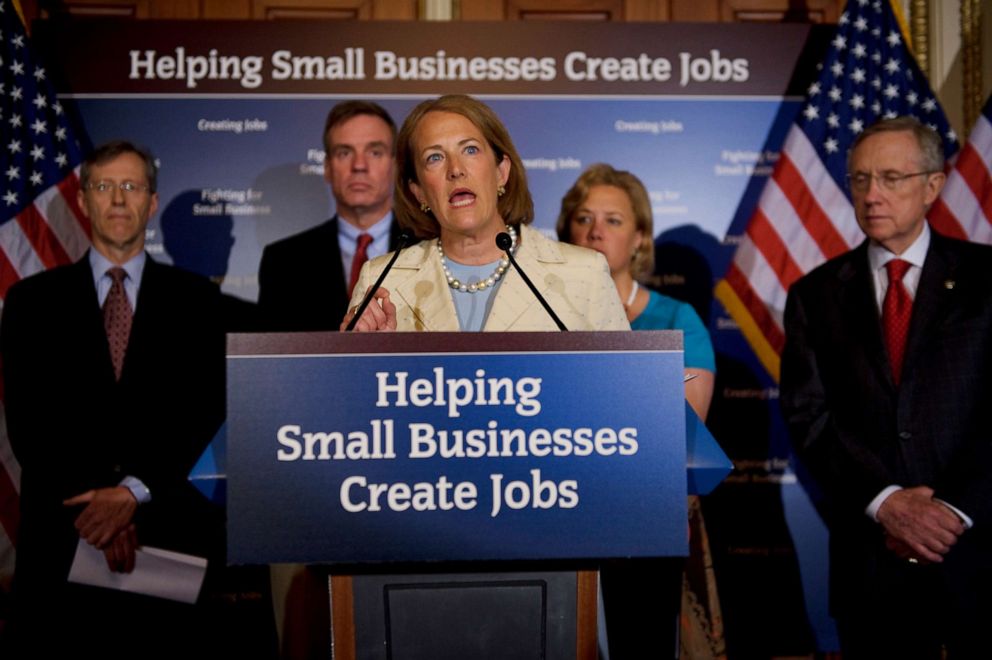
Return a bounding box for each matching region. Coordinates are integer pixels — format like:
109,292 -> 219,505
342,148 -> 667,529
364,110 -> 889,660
496,231 -> 568,331
344,233 -> 411,332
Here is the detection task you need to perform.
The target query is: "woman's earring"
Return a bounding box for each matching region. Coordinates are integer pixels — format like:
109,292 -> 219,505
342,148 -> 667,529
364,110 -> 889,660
420,202 -> 431,213
497,185 -> 506,197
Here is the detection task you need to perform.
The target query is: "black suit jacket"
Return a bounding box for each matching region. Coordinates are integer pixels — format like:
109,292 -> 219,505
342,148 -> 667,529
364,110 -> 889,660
256,216 -> 402,331
780,230 -> 992,615
0,254 -> 226,604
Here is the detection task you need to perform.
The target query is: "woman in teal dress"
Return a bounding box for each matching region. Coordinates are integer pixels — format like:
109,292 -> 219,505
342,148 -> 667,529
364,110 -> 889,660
557,163 -> 715,419
558,163 -> 725,660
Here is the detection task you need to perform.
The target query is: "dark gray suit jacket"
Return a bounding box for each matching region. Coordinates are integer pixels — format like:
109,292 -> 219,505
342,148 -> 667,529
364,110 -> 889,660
0,254 -> 226,606
256,216 -> 402,331
780,229 -> 992,615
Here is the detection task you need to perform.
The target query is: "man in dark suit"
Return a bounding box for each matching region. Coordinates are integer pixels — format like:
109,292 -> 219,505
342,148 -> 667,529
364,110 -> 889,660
0,141 -> 226,656
781,117 -> 992,658
258,100 -> 402,331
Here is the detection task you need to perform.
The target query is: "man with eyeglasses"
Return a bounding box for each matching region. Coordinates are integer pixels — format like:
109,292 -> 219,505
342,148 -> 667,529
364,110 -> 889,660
781,117 -> 992,657
1,141 -> 227,656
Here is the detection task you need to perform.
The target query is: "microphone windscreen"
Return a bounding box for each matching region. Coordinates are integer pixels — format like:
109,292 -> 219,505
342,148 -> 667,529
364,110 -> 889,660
495,232 -> 513,251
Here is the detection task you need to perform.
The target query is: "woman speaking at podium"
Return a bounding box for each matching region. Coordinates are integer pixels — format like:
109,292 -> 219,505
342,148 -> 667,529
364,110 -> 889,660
342,94 -> 628,333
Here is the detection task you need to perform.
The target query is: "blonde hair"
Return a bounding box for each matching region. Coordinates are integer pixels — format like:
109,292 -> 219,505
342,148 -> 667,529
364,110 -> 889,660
556,163 -> 654,279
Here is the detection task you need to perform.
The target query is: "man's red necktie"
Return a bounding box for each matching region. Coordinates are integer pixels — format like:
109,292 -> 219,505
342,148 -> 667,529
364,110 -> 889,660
882,259 -> 912,385
348,233 -> 373,298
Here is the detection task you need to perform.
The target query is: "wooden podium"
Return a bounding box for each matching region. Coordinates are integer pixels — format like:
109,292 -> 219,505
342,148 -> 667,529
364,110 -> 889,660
223,331 -> 729,659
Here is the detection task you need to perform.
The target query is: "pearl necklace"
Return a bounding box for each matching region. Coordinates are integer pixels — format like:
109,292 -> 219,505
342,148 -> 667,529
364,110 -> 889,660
438,225 -> 517,293
624,281 -> 639,307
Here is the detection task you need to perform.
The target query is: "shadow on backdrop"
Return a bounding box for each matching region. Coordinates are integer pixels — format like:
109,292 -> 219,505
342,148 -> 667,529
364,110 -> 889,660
652,225 -> 815,657
160,190 -> 260,332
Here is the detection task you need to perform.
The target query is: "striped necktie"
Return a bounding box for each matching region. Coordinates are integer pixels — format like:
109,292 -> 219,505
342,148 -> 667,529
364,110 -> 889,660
103,267 -> 133,380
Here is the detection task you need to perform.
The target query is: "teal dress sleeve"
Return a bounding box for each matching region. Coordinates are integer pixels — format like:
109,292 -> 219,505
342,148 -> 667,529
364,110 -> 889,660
630,290 -> 715,372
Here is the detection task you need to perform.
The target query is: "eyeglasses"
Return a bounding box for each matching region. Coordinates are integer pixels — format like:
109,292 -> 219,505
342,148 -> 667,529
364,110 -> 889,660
846,171 -> 934,193
85,180 -> 151,195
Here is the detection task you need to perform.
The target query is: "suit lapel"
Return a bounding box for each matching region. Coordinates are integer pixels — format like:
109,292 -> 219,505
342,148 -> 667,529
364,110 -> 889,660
324,217 -> 347,305
387,216 -> 404,251
121,254 -> 160,383
834,243 -> 892,387
72,253 -> 118,385
900,233 -> 956,385
484,226 -> 564,331
392,242 -> 460,331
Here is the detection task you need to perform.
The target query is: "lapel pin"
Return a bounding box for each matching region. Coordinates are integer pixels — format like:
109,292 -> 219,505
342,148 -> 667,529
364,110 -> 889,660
944,280 -> 955,290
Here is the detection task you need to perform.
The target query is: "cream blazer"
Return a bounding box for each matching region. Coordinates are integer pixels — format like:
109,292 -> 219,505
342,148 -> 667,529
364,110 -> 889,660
348,225 -> 629,331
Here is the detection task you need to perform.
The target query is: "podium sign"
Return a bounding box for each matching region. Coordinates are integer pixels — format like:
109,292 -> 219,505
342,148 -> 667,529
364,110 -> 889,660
227,332 -> 687,564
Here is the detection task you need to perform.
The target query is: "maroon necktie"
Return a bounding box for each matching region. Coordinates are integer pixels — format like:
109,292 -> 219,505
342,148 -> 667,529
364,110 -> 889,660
348,233 -> 373,298
882,259 -> 912,385
103,267 -> 133,381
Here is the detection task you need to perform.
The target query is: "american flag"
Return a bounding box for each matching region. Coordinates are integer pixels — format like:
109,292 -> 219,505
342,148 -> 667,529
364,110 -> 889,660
715,0 -> 963,381
0,0 -> 90,588
931,93 -> 992,243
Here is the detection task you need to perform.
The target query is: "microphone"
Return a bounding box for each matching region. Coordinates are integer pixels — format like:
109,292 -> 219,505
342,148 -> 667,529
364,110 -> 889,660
496,231 -> 568,331
345,232 -> 412,332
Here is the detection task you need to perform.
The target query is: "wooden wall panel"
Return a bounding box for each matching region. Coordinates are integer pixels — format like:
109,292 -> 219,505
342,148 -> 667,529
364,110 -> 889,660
38,0 -> 152,19
719,0 -> 841,23
202,0 -> 252,18
27,0 -> 417,21
507,0 -> 623,21
461,0 -> 842,22
28,0 -> 844,22
250,0 -> 416,19
460,0 -> 666,21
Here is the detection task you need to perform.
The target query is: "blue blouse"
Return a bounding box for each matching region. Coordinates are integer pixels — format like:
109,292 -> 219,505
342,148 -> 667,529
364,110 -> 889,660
630,289 -> 716,372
